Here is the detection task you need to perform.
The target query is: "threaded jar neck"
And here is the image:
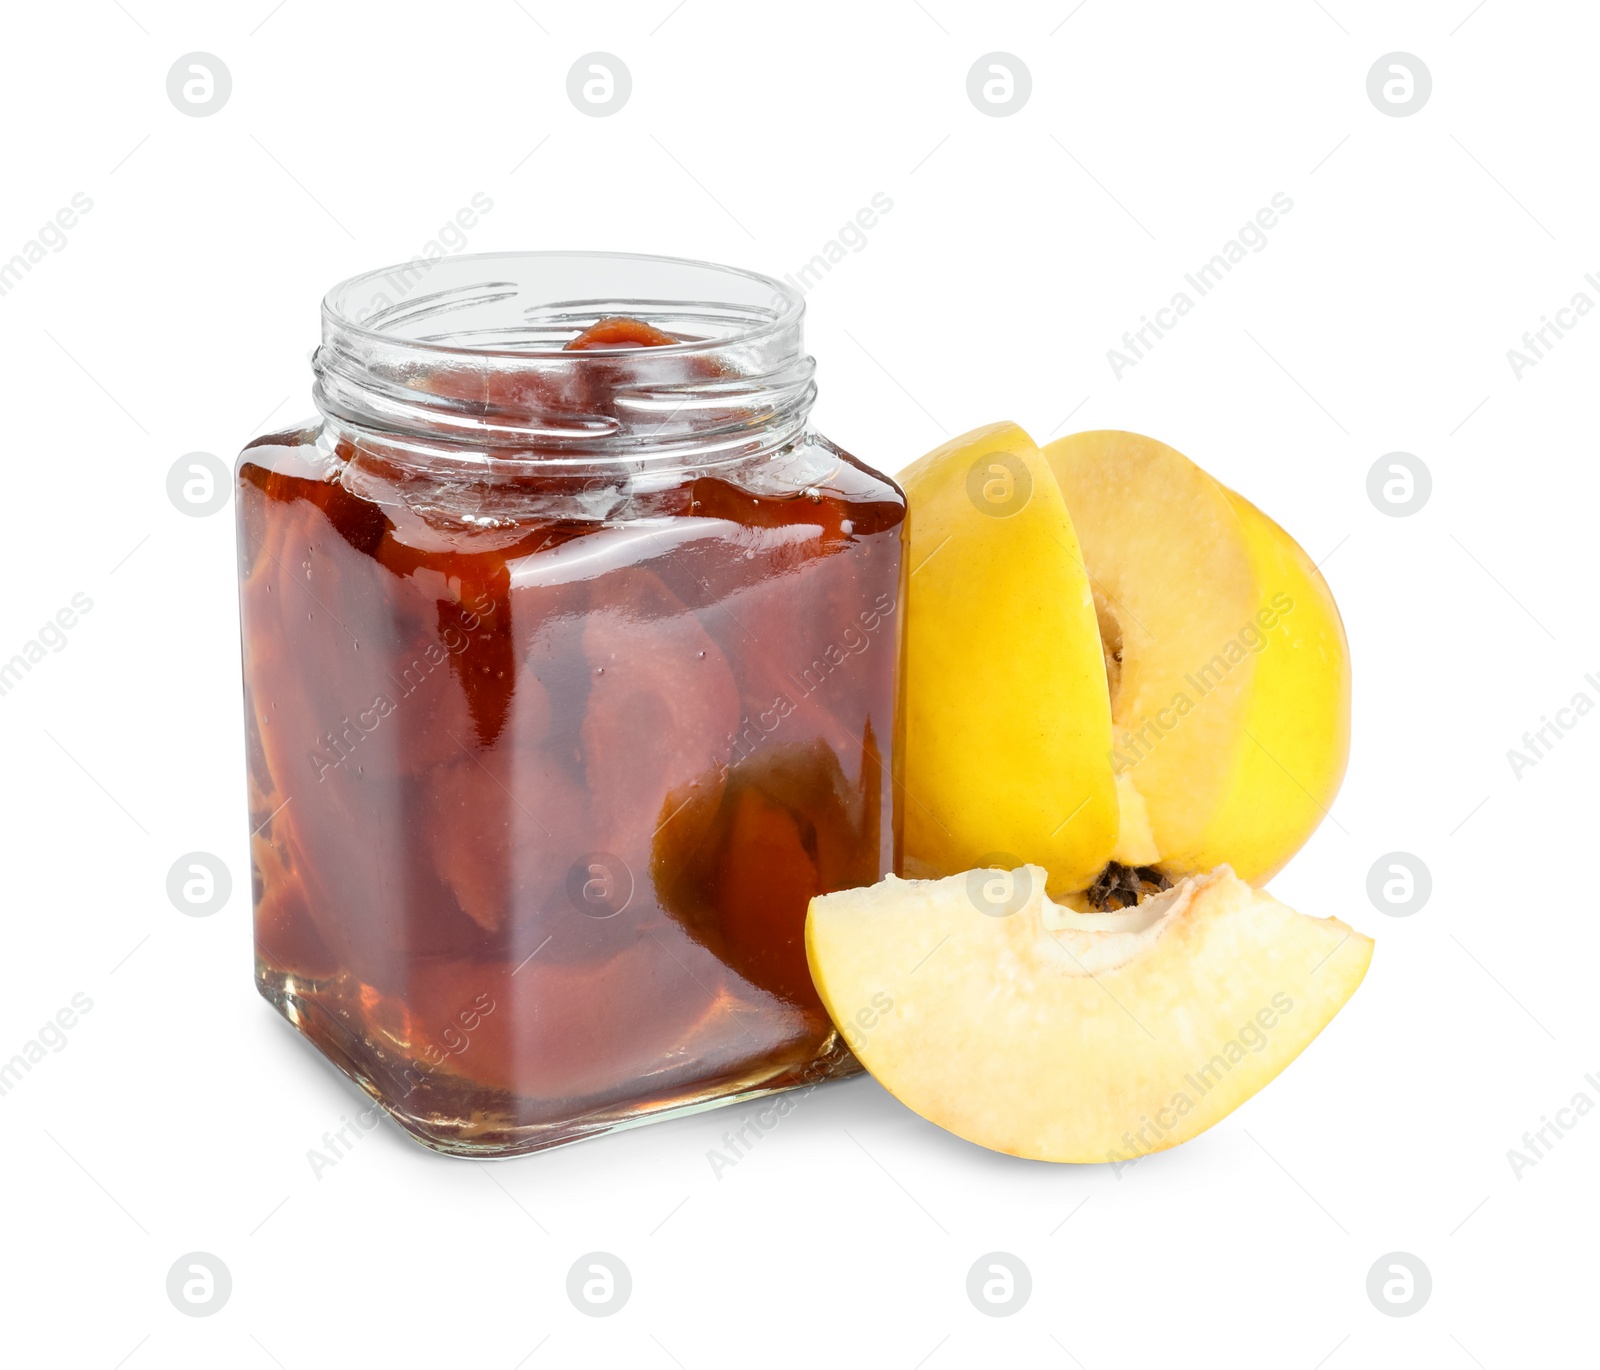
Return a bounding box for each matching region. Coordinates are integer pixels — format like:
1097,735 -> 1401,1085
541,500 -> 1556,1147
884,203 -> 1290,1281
313,251 -> 816,473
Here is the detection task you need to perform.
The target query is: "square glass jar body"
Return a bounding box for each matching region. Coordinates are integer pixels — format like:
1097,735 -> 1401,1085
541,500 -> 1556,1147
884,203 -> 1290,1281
238,409 -> 904,1156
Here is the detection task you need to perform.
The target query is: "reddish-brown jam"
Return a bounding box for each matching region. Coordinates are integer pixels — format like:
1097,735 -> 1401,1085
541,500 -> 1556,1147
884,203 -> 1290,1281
563,315 -> 683,350
237,343 -> 905,1152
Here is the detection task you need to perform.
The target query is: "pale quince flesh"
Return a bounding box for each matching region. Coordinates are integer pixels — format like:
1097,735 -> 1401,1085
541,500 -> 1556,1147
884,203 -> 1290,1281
807,864 -> 1371,1162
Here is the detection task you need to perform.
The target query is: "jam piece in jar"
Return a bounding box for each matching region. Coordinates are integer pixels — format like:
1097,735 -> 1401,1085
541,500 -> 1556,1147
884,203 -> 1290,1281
564,315 -> 683,350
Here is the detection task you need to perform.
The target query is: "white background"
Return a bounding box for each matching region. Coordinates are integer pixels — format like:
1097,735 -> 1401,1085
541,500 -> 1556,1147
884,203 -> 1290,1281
1,1 -> 1594,1366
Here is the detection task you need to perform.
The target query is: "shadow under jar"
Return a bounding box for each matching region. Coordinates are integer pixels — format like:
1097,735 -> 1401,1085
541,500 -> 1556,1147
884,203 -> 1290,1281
236,252 -> 906,1156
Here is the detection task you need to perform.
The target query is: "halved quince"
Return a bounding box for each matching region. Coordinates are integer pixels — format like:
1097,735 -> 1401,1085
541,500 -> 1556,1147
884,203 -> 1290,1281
1044,430 -> 1350,884
806,864 -> 1371,1162
899,425 -> 1349,895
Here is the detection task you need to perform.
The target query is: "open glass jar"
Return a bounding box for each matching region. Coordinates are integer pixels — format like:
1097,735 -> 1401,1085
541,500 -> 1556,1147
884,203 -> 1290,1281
236,252 -> 905,1155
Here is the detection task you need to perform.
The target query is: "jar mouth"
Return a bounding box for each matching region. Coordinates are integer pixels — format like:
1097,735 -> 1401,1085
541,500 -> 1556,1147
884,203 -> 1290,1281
323,249 -> 804,356
314,251 -> 815,470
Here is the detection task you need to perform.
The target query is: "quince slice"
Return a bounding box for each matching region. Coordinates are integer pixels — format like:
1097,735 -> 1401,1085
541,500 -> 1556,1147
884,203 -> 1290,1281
898,422 -> 1118,893
806,864 -> 1371,1163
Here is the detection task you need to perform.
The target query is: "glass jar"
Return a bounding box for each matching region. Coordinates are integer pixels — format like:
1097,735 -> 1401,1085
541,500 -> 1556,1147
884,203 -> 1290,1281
235,252 -> 906,1156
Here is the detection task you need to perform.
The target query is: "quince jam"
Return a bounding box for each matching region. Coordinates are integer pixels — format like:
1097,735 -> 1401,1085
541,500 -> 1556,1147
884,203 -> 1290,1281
237,316 -> 905,1155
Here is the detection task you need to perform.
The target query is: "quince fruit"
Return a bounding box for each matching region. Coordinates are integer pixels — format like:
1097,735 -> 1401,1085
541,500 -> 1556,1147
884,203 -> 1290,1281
898,426 -> 1349,892
806,864 -> 1371,1162
821,425 -> 1365,1163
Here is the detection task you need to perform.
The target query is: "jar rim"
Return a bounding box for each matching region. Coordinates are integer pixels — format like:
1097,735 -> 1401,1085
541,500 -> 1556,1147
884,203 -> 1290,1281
313,250 -> 817,470
321,249 -> 805,359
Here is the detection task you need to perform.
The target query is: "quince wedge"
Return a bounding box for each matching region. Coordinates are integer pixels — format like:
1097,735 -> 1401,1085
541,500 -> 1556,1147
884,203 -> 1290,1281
898,422 -> 1118,894
805,864 -> 1372,1163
